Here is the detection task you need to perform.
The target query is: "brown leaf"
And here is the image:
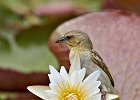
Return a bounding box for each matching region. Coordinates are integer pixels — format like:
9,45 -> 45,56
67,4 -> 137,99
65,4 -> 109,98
33,2 -> 87,17
6,92 -> 40,100
0,68 -> 49,92
102,0 -> 140,14
49,10 -> 140,100
0,1 -> 89,93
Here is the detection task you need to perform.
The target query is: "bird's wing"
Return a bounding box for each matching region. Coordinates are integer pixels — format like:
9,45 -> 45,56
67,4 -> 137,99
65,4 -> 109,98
91,50 -> 115,87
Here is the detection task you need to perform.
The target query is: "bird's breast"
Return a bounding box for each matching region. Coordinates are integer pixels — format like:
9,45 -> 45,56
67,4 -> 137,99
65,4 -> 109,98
79,51 -> 95,72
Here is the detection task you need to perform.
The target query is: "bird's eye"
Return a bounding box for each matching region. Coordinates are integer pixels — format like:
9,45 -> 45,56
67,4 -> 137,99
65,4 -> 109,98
66,36 -> 71,39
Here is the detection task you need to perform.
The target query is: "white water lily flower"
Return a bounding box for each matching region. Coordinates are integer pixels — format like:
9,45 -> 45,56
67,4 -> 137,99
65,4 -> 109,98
27,49 -> 118,100
27,65 -> 119,100
28,65 -> 102,100
27,52 -> 119,100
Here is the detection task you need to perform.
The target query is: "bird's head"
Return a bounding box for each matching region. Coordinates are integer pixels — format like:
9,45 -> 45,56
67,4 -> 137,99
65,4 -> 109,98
56,30 -> 93,50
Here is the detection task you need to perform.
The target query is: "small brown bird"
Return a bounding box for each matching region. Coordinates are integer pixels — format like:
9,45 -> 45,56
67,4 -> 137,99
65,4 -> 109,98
56,30 -> 118,100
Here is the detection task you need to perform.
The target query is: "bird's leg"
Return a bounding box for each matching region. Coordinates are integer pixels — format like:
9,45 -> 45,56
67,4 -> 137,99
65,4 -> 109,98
101,90 -> 106,100
100,85 -> 107,100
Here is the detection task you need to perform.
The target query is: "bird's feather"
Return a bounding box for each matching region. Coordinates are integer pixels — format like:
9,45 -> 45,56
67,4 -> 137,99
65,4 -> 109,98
91,50 -> 115,87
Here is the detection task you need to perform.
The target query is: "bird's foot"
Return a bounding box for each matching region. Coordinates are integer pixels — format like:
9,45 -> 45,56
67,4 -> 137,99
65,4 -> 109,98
101,90 -> 107,100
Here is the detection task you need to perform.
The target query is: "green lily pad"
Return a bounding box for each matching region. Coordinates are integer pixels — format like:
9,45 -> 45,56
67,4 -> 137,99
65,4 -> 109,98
0,26 -> 58,73
0,92 -> 16,100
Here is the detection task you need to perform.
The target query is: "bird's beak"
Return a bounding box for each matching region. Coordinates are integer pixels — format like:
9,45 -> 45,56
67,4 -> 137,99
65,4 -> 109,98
56,37 -> 67,43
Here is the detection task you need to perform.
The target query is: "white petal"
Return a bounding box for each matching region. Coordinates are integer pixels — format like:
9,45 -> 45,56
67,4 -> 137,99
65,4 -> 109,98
48,74 -> 59,83
86,93 -> 101,100
82,70 -> 100,86
85,81 -> 101,90
78,68 -> 86,83
48,65 -> 63,84
70,70 -> 78,87
69,51 -> 81,75
27,85 -> 50,100
106,93 -> 119,100
49,65 -> 59,75
85,81 -> 101,95
49,66 -> 67,88
60,66 -> 69,83
49,83 -> 61,94
92,89 -> 100,96
44,90 -> 59,99
49,65 -> 69,92
48,74 -> 65,90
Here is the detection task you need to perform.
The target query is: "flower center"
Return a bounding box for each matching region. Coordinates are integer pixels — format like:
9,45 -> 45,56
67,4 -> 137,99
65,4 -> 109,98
64,93 -> 79,100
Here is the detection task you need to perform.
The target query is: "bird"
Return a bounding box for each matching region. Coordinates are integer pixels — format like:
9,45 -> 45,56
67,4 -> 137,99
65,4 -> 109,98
56,30 -> 118,100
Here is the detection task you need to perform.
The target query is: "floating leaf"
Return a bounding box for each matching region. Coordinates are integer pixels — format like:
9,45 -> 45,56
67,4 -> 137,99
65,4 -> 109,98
49,10 -> 140,100
0,1 -> 89,93
102,0 -> 140,14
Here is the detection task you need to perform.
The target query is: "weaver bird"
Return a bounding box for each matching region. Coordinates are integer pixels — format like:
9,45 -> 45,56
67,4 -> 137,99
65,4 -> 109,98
56,30 -> 118,100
